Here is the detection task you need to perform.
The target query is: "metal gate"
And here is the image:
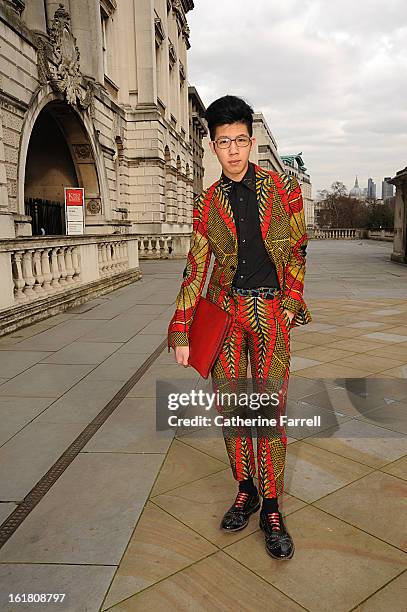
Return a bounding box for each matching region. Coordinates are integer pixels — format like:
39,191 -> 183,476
25,198 -> 65,236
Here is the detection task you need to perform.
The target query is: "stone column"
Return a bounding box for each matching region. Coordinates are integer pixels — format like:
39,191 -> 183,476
0,113 -> 9,214
70,0 -> 104,83
0,121 -> 14,238
134,0 -> 156,106
23,0 -> 47,34
389,169 -> 407,264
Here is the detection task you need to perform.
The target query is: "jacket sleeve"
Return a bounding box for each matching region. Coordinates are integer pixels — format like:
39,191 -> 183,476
280,175 -> 308,315
167,191 -> 212,351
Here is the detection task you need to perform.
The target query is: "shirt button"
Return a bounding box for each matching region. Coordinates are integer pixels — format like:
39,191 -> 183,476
240,218 -> 244,221
240,275 -> 244,278
242,260 -> 246,263
239,198 -> 243,202
242,239 -> 246,243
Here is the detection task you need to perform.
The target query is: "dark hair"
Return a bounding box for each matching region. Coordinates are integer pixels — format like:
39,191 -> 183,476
204,95 -> 254,141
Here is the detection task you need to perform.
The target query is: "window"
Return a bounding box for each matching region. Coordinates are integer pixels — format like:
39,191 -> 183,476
100,7 -> 109,76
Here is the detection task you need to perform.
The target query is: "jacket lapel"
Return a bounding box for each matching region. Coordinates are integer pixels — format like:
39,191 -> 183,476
253,163 -> 273,241
213,162 -> 272,245
213,177 -> 238,244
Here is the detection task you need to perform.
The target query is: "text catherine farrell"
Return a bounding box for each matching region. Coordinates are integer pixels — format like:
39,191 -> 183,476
167,415 -> 322,428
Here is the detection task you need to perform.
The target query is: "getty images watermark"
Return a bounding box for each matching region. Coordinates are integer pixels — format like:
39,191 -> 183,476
166,388 -> 321,429
155,377 -> 407,439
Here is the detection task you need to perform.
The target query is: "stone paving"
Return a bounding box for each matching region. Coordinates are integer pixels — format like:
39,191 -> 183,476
0,239 -> 406,612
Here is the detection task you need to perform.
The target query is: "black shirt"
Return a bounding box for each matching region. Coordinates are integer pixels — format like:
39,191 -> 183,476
220,161 -> 280,290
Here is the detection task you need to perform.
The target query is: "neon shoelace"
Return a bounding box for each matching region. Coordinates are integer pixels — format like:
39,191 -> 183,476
266,512 -> 281,530
234,492 -> 249,508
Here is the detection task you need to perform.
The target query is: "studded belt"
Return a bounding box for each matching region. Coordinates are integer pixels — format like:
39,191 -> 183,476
231,286 -> 281,299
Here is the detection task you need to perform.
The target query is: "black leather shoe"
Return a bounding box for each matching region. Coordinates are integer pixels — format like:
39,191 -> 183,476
220,490 -> 260,532
259,511 -> 295,559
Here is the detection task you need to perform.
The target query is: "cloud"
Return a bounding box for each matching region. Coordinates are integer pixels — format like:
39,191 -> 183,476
187,0 -> 407,196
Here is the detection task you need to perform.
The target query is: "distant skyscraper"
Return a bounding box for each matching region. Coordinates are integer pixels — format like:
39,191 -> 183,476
382,177 -> 395,200
350,176 -> 363,199
367,178 -> 376,199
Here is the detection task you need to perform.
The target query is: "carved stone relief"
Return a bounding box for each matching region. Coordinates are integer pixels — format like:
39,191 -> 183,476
86,199 -> 101,215
72,144 -> 93,162
36,3 -> 93,110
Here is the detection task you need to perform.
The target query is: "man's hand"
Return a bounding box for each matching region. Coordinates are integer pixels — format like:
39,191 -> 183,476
283,309 -> 295,325
174,345 -> 190,367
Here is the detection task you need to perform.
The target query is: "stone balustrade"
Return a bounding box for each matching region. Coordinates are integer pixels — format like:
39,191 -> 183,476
311,228 -> 394,241
312,228 -> 363,239
0,235 -> 141,335
98,240 -> 129,277
367,229 -> 395,242
10,244 -> 81,303
137,233 -> 191,259
136,230 -> 396,257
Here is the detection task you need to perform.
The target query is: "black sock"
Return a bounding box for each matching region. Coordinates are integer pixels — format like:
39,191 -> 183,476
261,497 -> 279,514
238,477 -> 257,495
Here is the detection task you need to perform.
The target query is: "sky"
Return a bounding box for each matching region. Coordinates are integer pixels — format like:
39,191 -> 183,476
187,0 -> 407,197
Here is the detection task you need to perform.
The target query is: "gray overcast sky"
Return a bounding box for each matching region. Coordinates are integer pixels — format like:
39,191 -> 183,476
187,0 -> 407,197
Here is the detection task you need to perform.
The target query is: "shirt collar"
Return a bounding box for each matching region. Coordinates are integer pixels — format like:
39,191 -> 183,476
219,161 -> 256,194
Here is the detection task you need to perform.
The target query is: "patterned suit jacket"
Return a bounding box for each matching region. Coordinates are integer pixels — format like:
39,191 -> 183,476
168,163 -> 312,350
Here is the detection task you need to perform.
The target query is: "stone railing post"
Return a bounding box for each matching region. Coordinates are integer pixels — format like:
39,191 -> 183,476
22,250 -> 36,298
50,247 -> 60,289
57,247 -> 68,286
32,249 -> 45,295
40,248 -> 53,293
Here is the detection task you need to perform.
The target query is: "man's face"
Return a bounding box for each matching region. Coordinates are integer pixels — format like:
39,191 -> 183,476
209,122 -> 255,178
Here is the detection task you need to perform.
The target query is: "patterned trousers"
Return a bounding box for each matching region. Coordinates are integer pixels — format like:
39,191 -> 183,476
210,289 -> 291,498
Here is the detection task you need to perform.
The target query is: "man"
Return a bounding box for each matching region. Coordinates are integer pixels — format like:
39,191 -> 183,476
167,95 -> 312,560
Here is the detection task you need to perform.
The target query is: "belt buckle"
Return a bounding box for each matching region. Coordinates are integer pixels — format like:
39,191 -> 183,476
256,287 -> 268,296
261,287 -> 278,299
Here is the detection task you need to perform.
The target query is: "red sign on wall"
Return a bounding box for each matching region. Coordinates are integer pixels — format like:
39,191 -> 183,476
65,188 -> 84,206
64,187 -> 85,235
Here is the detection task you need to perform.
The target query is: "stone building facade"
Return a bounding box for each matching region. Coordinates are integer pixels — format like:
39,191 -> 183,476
188,85 -> 206,198
0,0 -> 198,240
281,153 -> 315,228
0,0 -> 204,335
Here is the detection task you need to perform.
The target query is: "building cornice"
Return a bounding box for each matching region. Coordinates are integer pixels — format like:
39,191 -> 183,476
154,15 -> 165,46
172,0 -> 191,48
388,167 -> 407,186
181,0 -> 194,12
100,0 -> 117,17
6,0 -> 25,15
188,85 -> 206,115
168,40 -> 177,68
191,112 -> 207,136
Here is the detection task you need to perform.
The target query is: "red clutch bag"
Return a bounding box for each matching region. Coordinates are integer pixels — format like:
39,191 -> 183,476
188,296 -> 233,378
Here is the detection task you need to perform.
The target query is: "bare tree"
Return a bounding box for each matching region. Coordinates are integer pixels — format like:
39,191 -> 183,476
331,181 -> 348,197
316,181 -> 367,228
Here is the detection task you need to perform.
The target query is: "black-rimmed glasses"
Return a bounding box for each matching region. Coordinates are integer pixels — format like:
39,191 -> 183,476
213,135 -> 252,149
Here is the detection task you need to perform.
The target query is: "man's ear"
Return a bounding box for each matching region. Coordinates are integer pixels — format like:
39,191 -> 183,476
208,140 -> 216,155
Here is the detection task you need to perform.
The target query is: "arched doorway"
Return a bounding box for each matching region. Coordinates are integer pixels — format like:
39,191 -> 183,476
23,100 -> 101,236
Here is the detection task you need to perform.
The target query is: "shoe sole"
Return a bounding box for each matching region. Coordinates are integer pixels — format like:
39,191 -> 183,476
220,501 -> 261,532
259,521 -> 295,560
